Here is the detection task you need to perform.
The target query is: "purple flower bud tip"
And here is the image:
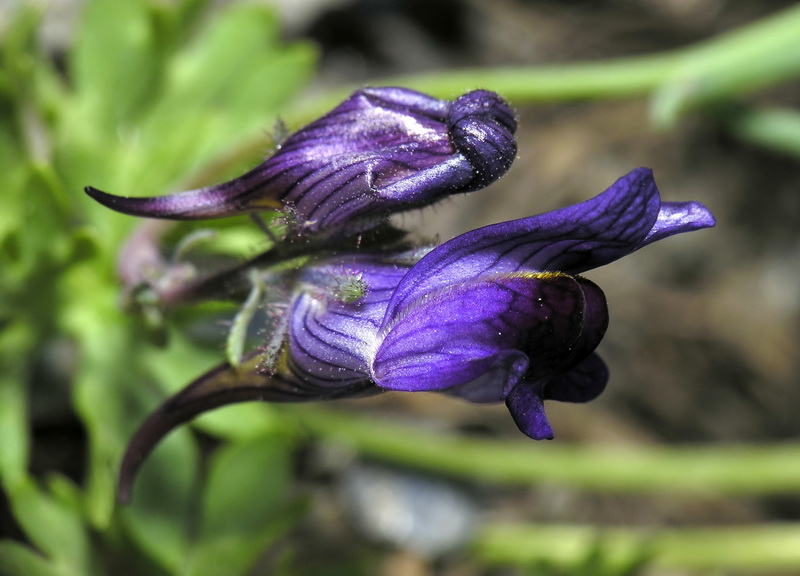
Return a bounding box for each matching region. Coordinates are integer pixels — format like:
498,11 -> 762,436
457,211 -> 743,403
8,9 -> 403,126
447,89 -> 517,187
86,87 -> 517,235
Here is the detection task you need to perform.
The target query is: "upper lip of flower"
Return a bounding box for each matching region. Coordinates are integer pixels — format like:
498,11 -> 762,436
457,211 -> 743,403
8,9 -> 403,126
284,167 -> 714,436
382,167 -> 715,321
84,87 -> 518,236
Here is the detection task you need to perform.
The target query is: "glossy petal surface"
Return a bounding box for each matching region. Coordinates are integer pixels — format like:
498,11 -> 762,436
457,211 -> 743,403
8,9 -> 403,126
505,381 -> 554,440
373,272 -> 589,395
86,88 -> 517,235
642,200 -> 717,246
383,168 -> 658,320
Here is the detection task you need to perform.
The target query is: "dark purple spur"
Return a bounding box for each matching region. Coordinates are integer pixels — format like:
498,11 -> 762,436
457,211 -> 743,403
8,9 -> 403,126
116,167 -> 715,502
86,87 -> 517,236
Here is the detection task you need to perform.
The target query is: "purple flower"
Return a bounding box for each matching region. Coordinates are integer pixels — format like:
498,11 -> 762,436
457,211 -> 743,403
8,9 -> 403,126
85,87 -> 517,235
118,167 -> 714,502
288,167 -> 715,439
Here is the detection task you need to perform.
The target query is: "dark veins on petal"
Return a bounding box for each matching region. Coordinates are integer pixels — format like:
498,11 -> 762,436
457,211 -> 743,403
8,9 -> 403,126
86,87 -> 517,236
382,167 -> 660,321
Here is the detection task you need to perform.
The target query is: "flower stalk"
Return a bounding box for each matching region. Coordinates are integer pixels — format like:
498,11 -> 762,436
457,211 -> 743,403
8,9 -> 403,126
473,522 -> 800,572
283,405 -> 800,496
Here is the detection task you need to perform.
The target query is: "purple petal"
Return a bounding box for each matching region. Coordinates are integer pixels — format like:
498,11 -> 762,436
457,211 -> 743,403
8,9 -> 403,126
83,183 -> 275,221
86,88 -> 517,235
505,381 -> 554,440
447,89 -> 518,187
287,257 -> 410,386
548,276 -> 608,377
543,353 -> 609,403
439,351 -> 529,403
373,273 -> 587,395
539,277 -> 608,403
641,200 -> 717,247
383,167 -> 660,322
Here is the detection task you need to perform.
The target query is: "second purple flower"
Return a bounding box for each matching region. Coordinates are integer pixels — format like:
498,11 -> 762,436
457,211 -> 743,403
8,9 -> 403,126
86,87 -> 517,236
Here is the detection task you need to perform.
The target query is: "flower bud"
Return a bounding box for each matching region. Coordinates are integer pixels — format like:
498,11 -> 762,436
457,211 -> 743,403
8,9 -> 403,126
86,87 -> 517,236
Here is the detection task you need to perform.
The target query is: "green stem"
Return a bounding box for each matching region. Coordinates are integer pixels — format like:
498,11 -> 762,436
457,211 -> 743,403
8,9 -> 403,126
283,406 -> 800,495
727,106 -> 800,157
182,3 -> 800,189
292,3 -> 800,118
473,522 -> 800,572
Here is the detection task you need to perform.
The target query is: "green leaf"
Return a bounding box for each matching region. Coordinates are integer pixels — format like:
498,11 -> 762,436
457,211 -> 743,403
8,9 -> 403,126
181,528 -> 291,576
143,329 -> 221,395
4,479 -> 90,576
0,122 -> 32,285
0,540 -> 64,576
75,356 -> 152,530
120,428 -> 198,574
181,434 -> 298,576
0,4 -> 43,102
60,253 -> 180,531
201,434 -> 292,536
70,0 -> 161,130
0,324 -> 32,489
121,3 -> 316,192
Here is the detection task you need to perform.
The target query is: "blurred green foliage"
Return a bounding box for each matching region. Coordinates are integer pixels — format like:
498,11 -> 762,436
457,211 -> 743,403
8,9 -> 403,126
1,0 -> 313,573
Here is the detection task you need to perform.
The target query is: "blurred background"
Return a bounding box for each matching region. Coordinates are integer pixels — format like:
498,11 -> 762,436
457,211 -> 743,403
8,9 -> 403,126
1,1 -> 799,575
